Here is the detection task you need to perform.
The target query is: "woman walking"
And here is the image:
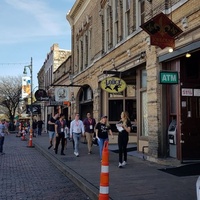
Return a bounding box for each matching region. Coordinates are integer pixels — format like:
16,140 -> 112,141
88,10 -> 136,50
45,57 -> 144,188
96,116 -> 113,160
116,111 -> 131,168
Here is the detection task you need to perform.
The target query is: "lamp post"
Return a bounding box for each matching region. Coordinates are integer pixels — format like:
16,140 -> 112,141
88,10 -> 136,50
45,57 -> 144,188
23,57 -> 34,147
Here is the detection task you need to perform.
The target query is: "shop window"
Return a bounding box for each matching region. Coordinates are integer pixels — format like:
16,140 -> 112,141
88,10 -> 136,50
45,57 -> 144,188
109,100 -> 123,121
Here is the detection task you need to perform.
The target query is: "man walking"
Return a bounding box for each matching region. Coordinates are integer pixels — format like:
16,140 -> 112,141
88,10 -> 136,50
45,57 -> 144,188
0,119 -> 9,155
70,113 -> 84,157
47,113 -> 59,150
83,112 -> 96,154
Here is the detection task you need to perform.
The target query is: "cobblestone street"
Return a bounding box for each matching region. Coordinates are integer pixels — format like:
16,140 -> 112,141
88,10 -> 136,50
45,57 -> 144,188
0,134 -> 89,200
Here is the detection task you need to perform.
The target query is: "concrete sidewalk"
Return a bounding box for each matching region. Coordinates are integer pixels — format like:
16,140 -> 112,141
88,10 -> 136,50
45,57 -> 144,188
32,133 -> 197,200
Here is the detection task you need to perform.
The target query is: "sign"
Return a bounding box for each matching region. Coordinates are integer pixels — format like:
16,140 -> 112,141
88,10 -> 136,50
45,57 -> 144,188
159,71 -> 178,84
35,89 -> 49,101
140,12 -> 182,49
22,76 -> 31,99
55,87 -> 69,102
182,88 -> 193,96
26,105 -> 41,114
100,77 -> 127,93
194,89 -> 200,96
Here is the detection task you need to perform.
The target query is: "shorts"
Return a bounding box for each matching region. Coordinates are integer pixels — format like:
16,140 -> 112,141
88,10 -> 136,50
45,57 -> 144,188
48,131 -> 55,139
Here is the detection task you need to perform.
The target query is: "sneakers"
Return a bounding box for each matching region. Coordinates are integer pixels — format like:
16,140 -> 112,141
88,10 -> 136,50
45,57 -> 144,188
122,161 -> 127,166
74,152 -> 79,157
88,151 -> 92,154
48,144 -> 53,149
118,162 -> 123,168
0,152 -> 5,155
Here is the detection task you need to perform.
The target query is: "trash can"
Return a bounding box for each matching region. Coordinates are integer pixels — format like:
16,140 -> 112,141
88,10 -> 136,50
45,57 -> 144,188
168,119 -> 177,158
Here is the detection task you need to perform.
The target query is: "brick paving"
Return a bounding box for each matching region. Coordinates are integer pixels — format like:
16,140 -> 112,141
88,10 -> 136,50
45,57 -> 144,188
0,134 -> 89,200
1,133 -> 199,200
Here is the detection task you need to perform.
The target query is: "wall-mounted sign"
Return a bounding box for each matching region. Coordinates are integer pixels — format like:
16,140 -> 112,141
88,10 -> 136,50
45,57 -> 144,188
22,76 -> 31,99
159,71 -> 178,84
140,12 -> 182,49
55,87 -> 69,102
182,88 -> 193,96
100,77 -> 127,93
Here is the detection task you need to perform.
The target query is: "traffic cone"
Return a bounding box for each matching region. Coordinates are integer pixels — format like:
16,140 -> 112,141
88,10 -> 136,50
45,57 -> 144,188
21,132 -> 26,141
27,128 -> 34,148
99,141 -> 109,200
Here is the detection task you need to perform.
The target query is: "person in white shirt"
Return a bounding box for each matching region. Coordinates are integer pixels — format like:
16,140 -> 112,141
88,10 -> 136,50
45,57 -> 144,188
70,113 -> 85,157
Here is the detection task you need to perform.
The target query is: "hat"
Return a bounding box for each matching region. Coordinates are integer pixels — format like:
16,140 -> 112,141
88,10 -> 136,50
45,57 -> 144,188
101,115 -> 107,119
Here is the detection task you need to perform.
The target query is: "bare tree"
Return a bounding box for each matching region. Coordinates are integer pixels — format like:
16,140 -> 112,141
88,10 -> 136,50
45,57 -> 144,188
0,76 -> 22,130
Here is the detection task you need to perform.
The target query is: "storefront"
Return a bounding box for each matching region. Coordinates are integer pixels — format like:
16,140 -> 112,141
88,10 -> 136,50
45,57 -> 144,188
159,41 -> 200,161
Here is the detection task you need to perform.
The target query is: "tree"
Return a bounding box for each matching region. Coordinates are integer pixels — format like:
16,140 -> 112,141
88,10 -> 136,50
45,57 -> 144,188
0,76 -> 22,131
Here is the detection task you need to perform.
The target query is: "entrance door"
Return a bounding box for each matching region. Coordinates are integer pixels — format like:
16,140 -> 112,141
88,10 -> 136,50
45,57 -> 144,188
181,94 -> 200,160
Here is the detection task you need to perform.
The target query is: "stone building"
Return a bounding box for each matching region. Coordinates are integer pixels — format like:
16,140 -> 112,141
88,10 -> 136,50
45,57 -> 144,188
40,0 -> 200,163
37,44 -> 71,131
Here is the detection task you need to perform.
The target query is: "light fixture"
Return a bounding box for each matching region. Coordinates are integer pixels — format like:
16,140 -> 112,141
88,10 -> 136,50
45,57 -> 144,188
168,47 -> 173,53
186,53 -> 191,58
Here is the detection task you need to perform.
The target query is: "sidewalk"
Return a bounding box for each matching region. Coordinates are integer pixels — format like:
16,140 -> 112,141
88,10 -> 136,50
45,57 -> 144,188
32,133 -> 197,200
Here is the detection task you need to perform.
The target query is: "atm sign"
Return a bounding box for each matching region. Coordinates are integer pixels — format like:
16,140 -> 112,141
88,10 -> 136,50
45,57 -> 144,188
159,71 -> 178,84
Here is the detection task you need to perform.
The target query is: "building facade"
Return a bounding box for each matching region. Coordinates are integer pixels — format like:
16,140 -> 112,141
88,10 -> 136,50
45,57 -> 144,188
37,44 -> 71,131
39,0 -> 200,163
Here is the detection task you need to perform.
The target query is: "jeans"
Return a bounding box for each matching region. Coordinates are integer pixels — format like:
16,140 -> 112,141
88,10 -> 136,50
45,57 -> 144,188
98,138 -> 108,159
73,133 -> 81,154
0,136 -> 5,153
118,132 -> 129,163
38,128 -> 42,135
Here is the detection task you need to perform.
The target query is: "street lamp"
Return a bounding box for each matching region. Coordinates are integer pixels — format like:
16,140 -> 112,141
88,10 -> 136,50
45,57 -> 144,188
23,57 -> 34,147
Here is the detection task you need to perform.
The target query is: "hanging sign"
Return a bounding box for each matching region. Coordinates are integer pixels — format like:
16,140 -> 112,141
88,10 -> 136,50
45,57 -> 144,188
55,87 -> 69,102
140,12 -> 182,49
100,77 -> 127,93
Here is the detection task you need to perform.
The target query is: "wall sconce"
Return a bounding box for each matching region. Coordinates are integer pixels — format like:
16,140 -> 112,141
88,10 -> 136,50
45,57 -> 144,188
127,49 -> 131,57
181,17 -> 188,29
168,47 -> 173,53
140,51 -> 146,59
186,53 -> 191,58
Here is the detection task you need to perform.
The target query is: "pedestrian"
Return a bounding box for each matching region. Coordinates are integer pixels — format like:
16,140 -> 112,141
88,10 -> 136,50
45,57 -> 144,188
55,113 -> 66,155
116,111 -> 131,168
83,112 -> 96,154
32,119 -> 37,137
37,118 -> 43,136
0,119 -> 9,155
47,113 -> 60,150
70,113 -> 85,157
95,115 -> 114,160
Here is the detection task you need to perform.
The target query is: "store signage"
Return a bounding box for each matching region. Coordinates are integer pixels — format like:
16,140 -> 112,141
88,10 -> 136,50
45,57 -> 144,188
159,71 -> 178,84
182,88 -> 193,96
100,77 -> 127,93
26,105 -> 41,114
55,87 -> 69,102
35,89 -> 49,101
140,12 -> 182,49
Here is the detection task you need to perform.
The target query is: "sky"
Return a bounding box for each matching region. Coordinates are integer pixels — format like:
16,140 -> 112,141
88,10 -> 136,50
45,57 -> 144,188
0,0 -> 76,88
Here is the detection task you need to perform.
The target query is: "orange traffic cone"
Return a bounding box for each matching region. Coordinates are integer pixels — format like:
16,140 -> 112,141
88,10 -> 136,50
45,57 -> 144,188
27,128 -> 34,148
21,132 -> 26,141
99,141 -> 109,200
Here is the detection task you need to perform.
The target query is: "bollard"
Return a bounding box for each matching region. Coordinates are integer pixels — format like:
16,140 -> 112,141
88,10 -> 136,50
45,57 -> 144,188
99,141 -> 109,200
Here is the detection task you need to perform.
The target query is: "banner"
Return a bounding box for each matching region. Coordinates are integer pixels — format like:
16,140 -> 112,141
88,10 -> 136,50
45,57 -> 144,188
22,76 -> 31,99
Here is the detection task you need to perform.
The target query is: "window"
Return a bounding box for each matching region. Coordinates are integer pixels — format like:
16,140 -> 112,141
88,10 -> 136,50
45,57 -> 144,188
125,0 -> 130,36
136,0 -> 145,29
